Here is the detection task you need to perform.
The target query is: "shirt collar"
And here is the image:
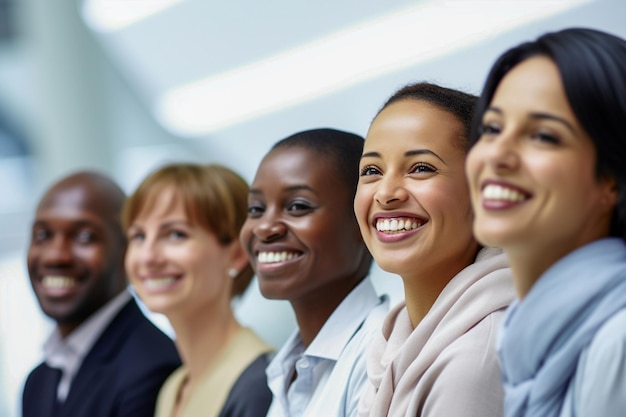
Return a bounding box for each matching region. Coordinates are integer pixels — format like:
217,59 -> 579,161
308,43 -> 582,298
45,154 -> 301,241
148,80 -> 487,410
306,278 -> 383,360
44,289 -> 132,370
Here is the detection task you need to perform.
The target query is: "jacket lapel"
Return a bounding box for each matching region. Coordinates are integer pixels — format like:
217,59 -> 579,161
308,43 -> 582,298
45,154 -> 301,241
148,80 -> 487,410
58,300 -> 138,415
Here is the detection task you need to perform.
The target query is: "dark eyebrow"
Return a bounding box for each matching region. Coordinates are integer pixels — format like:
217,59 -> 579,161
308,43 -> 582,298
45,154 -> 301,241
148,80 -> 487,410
249,185 -> 318,196
32,219 -> 101,229
530,112 -> 576,134
405,149 -> 446,164
485,106 -> 577,135
361,149 -> 446,165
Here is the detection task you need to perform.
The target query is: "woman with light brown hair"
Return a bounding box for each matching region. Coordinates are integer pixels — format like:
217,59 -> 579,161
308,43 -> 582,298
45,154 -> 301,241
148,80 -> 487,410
123,163 -> 273,417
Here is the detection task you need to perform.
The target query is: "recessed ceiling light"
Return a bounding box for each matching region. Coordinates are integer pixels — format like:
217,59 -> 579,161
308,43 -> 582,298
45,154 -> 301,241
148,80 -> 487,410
82,0 -> 182,32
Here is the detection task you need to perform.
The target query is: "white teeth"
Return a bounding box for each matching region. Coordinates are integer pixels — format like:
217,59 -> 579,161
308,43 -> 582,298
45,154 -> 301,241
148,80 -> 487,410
482,184 -> 526,202
42,276 -> 76,289
257,251 -> 298,264
144,277 -> 176,290
376,217 -> 421,233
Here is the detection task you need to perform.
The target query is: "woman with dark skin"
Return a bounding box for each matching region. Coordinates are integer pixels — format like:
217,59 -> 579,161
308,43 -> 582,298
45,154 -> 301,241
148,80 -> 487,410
240,128 -> 388,417
466,28 -> 626,417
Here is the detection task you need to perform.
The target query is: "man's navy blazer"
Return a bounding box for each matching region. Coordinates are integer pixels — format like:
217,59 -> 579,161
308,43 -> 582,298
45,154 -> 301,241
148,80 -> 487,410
22,298 -> 181,417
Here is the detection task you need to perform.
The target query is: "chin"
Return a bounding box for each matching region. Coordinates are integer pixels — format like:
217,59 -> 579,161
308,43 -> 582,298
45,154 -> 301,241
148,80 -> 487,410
375,258 -> 411,278
473,226 -> 511,250
257,286 -> 288,301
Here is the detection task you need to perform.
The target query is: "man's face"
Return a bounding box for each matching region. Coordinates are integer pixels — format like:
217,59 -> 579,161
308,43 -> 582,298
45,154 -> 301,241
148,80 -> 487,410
27,183 -> 125,336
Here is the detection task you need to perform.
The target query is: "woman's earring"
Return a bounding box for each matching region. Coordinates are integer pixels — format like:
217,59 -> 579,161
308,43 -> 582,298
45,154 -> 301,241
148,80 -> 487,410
227,268 -> 238,279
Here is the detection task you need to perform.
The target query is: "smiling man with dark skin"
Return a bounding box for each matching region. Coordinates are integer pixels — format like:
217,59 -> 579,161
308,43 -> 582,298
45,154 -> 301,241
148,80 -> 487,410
22,170 -> 180,417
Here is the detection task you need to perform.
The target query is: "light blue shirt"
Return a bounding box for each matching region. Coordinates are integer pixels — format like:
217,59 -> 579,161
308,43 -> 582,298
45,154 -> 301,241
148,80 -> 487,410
561,308 -> 626,416
266,278 -> 389,417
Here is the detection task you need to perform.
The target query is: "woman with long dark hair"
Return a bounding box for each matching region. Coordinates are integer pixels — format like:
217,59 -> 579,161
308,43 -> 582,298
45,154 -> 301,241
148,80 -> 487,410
467,28 -> 626,416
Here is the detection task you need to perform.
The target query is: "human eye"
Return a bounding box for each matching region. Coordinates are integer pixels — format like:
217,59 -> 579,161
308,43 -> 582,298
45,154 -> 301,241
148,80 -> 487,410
76,229 -> 97,244
286,199 -> 314,214
167,229 -> 188,241
32,227 -> 50,243
247,202 -> 265,218
532,130 -> 561,145
127,229 -> 145,243
479,122 -> 501,137
359,165 -> 382,176
410,162 -> 436,174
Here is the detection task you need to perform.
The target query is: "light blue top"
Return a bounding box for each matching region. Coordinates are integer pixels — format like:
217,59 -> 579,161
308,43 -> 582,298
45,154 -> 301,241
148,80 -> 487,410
265,278 -> 389,417
499,238 -> 626,417
560,308 -> 626,416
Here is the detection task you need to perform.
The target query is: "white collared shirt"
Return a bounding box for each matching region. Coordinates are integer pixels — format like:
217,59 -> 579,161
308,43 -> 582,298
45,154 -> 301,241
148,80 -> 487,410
266,278 -> 389,417
43,289 -> 132,401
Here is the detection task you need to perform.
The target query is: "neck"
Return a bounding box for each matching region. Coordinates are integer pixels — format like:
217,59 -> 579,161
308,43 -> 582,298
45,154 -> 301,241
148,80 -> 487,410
402,245 -> 478,328
506,236 -> 597,299
168,306 -> 241,383
290,277 -> 361,346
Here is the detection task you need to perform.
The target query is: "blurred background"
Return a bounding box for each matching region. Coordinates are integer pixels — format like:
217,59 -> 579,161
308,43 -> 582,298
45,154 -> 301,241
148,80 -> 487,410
0,0 -> 624,415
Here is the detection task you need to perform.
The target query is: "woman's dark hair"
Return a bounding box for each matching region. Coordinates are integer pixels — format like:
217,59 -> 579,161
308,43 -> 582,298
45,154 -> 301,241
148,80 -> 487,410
377,82 -> 478,151
272,128 -> 365,203
470,27 -> 626,239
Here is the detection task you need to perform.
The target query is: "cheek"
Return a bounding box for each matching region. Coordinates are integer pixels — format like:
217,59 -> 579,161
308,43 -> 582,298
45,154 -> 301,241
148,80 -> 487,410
124,247 -> 138,281
413,180 -> 466,210
353,187 -> 371,228
422,181 -> 473,226
239,221 -> 253,248
26,249 -> 37,271
465,146 -> 484,190
76,246 -> 105,269
528,156 -> 579,198
321,218 -> 361,254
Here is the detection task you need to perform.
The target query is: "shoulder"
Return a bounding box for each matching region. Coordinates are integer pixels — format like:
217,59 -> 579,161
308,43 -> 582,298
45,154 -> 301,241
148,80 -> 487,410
436,309 -> 504,379
219,354 -> 273,417
231,353 -> 271,391
589,307 -> 626,349
421,311 -> 505,416
22,362 -> 48,394
571,308 -> 626,415
107,301 -> 179,361
93,301 -> 180,384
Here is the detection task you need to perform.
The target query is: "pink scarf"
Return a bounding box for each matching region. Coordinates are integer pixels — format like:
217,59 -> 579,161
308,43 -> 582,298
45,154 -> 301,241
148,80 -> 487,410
359,247 -> 514,417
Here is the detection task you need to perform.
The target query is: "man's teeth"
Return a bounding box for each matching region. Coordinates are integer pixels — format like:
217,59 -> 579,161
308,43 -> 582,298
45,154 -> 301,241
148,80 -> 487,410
144,277 -> 176,290
482,184 -> 526,202
42,276 -> 76,289
257,251 -> 298,264
376,218 -> 422,233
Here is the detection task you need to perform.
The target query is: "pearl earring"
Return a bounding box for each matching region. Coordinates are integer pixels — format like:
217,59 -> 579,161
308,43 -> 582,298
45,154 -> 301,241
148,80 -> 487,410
227,268 -> 238,279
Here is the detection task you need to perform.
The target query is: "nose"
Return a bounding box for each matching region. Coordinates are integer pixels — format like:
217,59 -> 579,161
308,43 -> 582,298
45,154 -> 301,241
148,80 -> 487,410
131,235 -> 165,267
483,132 -> 520,172
374,174 -> 409,207
252,210 -> 287,243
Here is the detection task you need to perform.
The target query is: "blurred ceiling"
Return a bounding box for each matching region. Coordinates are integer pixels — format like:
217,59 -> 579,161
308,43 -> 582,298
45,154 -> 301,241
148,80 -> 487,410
81,0 -> 594,138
